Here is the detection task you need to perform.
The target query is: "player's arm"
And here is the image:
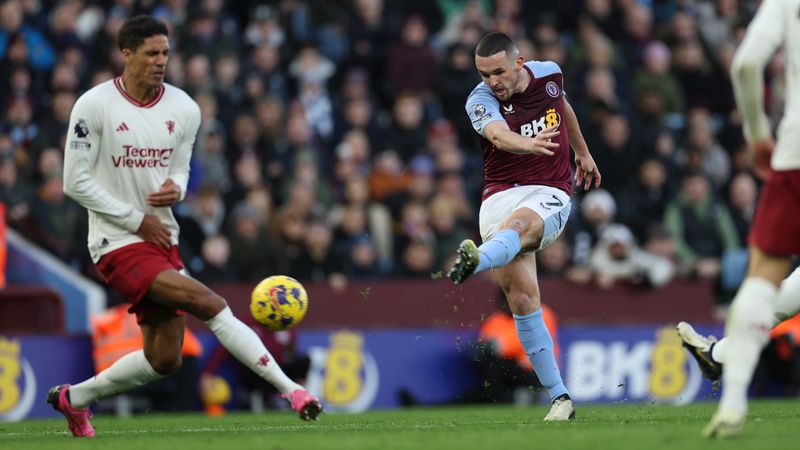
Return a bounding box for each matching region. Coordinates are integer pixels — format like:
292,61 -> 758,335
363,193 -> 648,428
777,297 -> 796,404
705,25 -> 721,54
563,98 -> 601,190
465,87 -> 557,156
147,103 -> 201,207
62,96 -> 144,233
482,121 -> 558,155
730,0 -> 785,178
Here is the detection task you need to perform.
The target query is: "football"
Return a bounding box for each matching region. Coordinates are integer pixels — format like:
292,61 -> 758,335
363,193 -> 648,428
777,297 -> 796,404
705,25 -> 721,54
250,275 -> 309,330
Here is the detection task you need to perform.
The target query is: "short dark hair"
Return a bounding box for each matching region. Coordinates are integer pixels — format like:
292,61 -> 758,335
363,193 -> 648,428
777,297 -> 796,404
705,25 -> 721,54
475,32 -> 518,58
118,15 -> 169,52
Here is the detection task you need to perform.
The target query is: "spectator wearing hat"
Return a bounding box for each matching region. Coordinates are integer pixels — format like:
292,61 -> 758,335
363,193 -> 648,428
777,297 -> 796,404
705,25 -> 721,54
571,188 -> 617,269
589,223 -> 676,288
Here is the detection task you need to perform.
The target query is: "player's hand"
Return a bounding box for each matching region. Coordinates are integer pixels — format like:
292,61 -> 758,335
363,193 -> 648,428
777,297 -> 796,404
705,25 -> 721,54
751,139 -> 775,180
528,125 -> 559,156
147,178 -> 181,207
137,214 -> 172,249
574,153 -> 602,190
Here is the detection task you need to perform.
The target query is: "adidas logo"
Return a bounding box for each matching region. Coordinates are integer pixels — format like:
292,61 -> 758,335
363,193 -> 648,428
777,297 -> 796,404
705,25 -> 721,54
116,122 -> 129,132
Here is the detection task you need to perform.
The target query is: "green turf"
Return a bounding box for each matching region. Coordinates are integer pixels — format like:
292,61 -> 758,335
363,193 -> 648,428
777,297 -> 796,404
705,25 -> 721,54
1,400 -> 798,450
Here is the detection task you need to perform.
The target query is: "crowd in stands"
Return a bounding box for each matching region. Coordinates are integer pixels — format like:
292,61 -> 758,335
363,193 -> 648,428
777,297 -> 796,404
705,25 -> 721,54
0,0 -> 773,304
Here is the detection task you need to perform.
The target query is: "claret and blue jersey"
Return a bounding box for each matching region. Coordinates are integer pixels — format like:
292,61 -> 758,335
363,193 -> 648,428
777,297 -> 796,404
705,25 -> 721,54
466,60 -> 574,200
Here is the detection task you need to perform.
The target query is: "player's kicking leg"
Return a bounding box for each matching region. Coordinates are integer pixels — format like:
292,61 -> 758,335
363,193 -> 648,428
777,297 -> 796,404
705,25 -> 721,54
448,229 -> 522,284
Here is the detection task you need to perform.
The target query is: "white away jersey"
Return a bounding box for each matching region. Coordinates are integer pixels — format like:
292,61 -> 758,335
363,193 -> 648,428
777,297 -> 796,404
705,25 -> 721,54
732,0 -> 800,169
63,77 -> 200,262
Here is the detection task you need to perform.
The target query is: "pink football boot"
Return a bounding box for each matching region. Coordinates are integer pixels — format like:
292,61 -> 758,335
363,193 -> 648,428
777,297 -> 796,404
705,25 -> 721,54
46,384 -> 95,437
282,389 -> 323,421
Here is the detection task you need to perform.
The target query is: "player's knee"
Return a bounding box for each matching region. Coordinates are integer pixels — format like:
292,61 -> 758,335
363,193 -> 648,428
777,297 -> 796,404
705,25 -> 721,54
506,290 -> 541,315
191,288 -> 228,320
150,353 -> 183,375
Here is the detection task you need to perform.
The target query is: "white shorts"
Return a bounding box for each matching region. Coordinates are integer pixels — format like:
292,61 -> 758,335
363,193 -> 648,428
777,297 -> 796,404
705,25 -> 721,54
479,185 -> 571,251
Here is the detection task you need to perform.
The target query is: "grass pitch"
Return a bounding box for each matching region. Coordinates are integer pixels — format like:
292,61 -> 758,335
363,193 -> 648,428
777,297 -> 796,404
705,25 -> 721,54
1,400 -> 798,450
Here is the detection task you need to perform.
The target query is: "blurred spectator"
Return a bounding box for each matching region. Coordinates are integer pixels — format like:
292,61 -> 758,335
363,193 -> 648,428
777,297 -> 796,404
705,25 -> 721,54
436,44 -> 482,146
0,145 -> 32,228
589,223 -> 676,289
571,188 -> 616,269
664,172 -> 739,279
328,176 -> 393,266
429,195 -> 469,268
179,10 -> 239,61
31,89 -> 75,155
382,91 -> 428,162
369,149 -> 411,201
348,0 -> 392,87
385,14 -> 438,98
194,234 -> 236,284
537,235 -> 572,278
0,0 -> 55,71
720,172 -> 758,299
346,234 -> 386,279
399,238 -> 437,278
228,202 -> 282,282
289,44 -> 335,140
634,41 -> 685,114
618,158 -> 674,242
590,113 -> 639,198
676,108 -> 731,188
291,219 -> 346,285
26,151 -> 85,265
672,39 -> 714,110
3,96 -> 38,151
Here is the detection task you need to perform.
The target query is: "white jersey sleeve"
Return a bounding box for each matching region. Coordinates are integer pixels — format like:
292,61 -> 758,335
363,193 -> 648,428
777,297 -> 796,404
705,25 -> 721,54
731,0 -> 784,143
63,93 -> 145,233
732,0 -> 800,169
168,102 -> 200,202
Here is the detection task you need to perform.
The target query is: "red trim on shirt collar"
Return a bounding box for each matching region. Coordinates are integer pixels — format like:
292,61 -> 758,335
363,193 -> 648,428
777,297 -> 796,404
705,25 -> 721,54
114,76 -> 164,108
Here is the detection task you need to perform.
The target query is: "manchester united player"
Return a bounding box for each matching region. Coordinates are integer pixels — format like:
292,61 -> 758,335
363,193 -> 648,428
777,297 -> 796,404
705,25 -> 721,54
679,0 -> 800,438
47,16 -> 321,437
447,32 -> 601,421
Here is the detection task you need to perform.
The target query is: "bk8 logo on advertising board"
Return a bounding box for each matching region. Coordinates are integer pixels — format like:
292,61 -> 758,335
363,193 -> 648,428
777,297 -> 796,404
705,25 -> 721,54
564,325 -> 709,405
0,337 -> 37,422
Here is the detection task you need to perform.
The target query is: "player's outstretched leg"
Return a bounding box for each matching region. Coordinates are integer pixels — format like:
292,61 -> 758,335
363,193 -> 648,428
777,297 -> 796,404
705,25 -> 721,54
204,306 -> 322,420
676,322 -> 722,381
447,239 -> 480,283
46,384 -> 95,437
282,390 -> 323,421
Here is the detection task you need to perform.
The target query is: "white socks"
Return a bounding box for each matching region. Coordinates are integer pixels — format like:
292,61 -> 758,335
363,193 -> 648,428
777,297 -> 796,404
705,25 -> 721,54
711,267 -> 800,364
69,350 -> 162,408
719,278 -> 776,415
205,307 -> 302,394
774,267 -> 800,323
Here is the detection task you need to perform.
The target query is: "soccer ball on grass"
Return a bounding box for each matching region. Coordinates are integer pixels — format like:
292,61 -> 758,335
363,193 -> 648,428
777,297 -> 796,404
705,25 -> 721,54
250,275 -> 309,330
